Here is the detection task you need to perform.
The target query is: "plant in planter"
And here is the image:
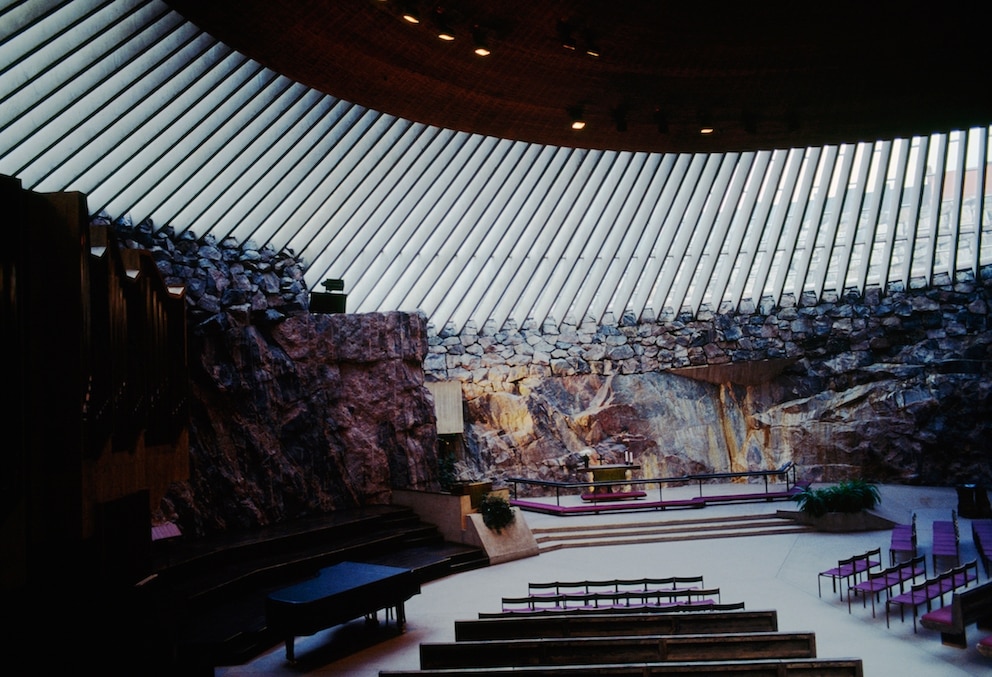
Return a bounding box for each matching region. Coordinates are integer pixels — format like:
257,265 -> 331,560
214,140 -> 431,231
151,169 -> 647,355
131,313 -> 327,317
793,479 -> 881,518
478,493 -> 516,533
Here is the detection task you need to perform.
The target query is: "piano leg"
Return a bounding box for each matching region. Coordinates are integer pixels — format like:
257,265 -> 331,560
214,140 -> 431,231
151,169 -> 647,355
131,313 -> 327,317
285,636 -> 296,663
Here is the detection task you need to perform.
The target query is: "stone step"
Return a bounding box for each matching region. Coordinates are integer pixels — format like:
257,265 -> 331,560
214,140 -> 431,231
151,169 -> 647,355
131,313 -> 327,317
531,513 -> 813,552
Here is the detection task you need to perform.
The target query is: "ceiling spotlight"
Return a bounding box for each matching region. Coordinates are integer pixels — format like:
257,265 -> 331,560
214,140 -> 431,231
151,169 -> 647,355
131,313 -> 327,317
742,111 -> 757,135
472,26 -> 490,56
584,30 -> 600,57
400,2 -> 420,24
568,106 -> 586,130
557,18 -> 576,50
698,113 -> 714,135
653,108 -> 668,134
612,105 -> 628,132
434,7 -> 455,41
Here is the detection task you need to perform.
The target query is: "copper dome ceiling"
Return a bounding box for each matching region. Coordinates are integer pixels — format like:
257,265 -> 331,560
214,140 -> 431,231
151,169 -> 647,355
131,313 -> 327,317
164,0 -> 991,154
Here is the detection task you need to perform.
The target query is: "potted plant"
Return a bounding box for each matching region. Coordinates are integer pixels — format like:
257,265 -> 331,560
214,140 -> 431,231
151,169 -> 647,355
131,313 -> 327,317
478,492 -> 516,533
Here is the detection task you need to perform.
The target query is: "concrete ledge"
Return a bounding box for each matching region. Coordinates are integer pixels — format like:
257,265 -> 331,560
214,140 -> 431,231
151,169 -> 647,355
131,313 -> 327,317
465,510 -> 540,564
392,489 -> 540,564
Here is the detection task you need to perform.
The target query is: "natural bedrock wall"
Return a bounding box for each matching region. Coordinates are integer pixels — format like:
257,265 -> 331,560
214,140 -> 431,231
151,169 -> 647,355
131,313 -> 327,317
425,277 -> 992,492
161,310 -> 440,537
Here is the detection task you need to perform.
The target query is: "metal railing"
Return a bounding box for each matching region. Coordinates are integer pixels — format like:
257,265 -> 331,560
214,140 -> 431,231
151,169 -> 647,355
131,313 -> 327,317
505,462 -> 799,507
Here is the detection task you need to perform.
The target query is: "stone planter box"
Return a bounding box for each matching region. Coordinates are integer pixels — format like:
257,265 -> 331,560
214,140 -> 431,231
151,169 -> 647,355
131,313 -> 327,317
778,509 -> 895,532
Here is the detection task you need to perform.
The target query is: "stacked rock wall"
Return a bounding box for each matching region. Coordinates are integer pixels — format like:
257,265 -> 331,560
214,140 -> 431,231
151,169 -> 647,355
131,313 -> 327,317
424,274 -> 992,491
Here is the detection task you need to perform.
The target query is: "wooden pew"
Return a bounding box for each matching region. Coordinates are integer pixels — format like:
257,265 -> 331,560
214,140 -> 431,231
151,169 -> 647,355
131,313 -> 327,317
455,609 -> 779,641
381,657 -> 865,676
419,632 -> 818,669
919,580 -> 992,648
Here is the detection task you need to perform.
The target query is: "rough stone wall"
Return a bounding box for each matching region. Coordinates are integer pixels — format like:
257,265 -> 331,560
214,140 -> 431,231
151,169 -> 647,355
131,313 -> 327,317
107,213 -> 992,533
424,274 -> 992,491
106,215 -> 440,537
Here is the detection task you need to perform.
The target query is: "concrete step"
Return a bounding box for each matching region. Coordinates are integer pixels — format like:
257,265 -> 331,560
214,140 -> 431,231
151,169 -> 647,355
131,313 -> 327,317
531,513 -> 814,552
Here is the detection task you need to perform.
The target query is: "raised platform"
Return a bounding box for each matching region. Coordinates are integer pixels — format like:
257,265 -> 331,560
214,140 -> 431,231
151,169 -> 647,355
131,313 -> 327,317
512,485 -> 807,516
508,463 -> 808,516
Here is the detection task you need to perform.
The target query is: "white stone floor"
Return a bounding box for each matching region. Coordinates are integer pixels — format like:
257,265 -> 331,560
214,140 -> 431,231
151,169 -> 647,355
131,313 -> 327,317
216,484 -> 992,677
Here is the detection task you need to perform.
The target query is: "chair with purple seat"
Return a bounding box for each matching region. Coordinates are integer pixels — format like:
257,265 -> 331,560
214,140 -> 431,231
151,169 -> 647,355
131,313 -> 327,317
848,554 -> 926,618
932,510 -> 960,572
818,547 -> 882,600
973,519 -> 992,577
889,513 -> 917,565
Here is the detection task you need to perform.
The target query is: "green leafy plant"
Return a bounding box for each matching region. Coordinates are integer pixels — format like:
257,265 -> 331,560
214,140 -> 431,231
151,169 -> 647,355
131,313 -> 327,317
478,493 -> 515,533
793,479 -> 881,518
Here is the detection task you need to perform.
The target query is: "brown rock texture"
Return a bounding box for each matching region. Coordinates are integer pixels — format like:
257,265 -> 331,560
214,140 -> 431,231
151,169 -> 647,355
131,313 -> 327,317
160,311 -> 440,537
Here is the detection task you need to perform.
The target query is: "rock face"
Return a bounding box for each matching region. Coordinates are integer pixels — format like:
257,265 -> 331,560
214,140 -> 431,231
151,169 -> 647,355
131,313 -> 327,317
106,214 -> 992,536
161,310 -> 440,536
456,365 -> 992,495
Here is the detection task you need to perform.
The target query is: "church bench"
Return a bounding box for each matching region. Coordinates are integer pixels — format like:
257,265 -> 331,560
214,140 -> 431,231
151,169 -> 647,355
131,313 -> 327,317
978,634 -> 992,657
380,657 -> 866,676
418,632 -> 818,669
919,580 -> 992,648
454,609 -> 778,641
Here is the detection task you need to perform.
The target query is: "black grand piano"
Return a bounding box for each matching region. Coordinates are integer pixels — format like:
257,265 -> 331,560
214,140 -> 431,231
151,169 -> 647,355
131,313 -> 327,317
266,560 -> 420,661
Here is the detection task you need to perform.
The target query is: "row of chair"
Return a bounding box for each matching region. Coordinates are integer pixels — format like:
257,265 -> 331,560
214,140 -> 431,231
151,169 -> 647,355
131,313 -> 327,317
848,554 -> 927,617
932,510 -> 961,571
889,513 -> 917,564
818,547 -> 882,599
527,575 -> 705,598
973,519 -> 992,577
885,559 -> 980,631
502,575 -> 721,613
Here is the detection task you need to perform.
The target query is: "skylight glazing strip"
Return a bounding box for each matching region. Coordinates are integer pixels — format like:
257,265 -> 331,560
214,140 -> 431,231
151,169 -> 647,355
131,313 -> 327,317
538,152 -> 634,326
789,146 -> 837,298
224,102 -> 381,249
449,145 -> 575,332
603,154 -> 677,319
574,153 -> 658,322
375,136 -> 499,312
686,153 -> 755,313
551,152 -> 646,325
618,154 -> 686,319
943,131 -> 967,278
916,135 -> 948,283
769,148 -> 821,304
706,151 -> 771,311
870,138 -> 909,292
515,150 -> 618,325
893,136 -> 930,287
667,153 -> 738,315
427,142 -> 545,331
